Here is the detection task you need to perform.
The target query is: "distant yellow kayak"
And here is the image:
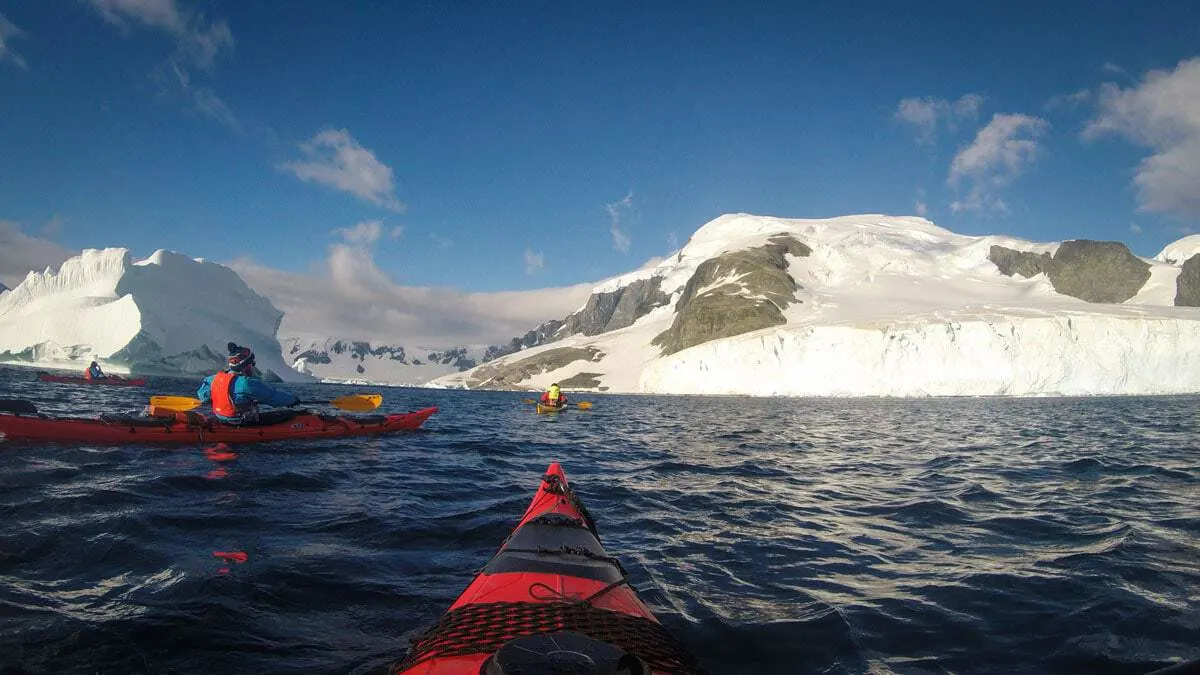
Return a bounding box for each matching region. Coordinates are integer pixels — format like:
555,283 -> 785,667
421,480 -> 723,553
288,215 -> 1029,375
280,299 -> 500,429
535,403 -> 566,414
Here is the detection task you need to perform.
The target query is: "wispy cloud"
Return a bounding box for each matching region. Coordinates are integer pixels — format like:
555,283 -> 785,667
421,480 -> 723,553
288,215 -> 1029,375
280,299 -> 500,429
1130,222 -> 1143,235
1084,57 -> 1200,219
229,248 -> 594,346
333,220 -> 385,244
606,192 -> 634,253
280,129 -> 403,211
0,13 -> 27,69
1101,62 -> 1128,76
0,220 -> 77,288
1046,89 -> 1091,110
84,0 -> 237,126
915,189 -> 929,217
524,247 -> 544,275
948,113 -> 1049,214
389,225 -> 403,239
428,233 -> 452,249
894,94 -> 984,143
666,231 -> 679,252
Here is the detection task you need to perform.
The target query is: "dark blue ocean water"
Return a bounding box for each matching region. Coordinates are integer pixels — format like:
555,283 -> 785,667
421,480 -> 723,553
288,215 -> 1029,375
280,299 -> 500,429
0,365 -> 1197,674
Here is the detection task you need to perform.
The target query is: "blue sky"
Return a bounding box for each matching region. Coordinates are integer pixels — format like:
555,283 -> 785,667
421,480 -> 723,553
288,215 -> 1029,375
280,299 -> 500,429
1,1 -> 1199,341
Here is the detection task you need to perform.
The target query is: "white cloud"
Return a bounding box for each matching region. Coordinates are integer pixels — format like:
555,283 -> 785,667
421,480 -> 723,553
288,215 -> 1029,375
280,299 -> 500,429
333,220 -> 384,244
0,13 -> 27,69
0,220 -> 76,288
228,249 -> 594,347
524,247 -> 544,275
389,226 -> 403,239
1084,57 -> 1200,219
1046,89 -> 1091,109
85,0 -> 233,70
280,129 -> 403,211
85,0 -> 237,125
948,113 -> 1049,214
666,232 -> 679,252
894,94 -> 984,143
1101,62 -> 1128,76
1130,222 -> 1144,235
915,199 -> 928,216
606,192 -> 634,253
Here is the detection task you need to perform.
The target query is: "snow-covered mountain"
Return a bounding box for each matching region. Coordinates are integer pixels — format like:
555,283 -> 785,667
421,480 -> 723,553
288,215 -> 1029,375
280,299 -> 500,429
0,248 -> 302,380
434,213 -> 1200,397
281,337 -> 481,385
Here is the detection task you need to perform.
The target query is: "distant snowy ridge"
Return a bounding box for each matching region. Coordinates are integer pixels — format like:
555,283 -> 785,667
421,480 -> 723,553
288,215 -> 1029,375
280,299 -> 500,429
434,213 -> 1200,397
282,337 -> 481,385
0,248 -> 303,380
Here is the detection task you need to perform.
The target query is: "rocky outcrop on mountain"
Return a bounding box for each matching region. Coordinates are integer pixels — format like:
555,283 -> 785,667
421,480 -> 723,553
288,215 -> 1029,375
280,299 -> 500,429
483,319 -> 565,362
463,346 -> 603,389
1175,255 -> 1200,307
1045,240 -> 1150,303
425,347 -> 477,370
989,245 -> 1050,278
653,234 -> 811,355
561,277 -> 670,336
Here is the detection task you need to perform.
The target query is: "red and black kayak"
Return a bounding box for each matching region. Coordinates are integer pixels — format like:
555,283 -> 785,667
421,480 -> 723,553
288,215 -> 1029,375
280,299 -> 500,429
394,462 -> 706,674
37,372 -> 147,387
0,404 -> 437,445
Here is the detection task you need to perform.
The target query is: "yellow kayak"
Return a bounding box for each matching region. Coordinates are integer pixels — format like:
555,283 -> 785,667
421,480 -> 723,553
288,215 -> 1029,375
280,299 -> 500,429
536,403 -> 566,414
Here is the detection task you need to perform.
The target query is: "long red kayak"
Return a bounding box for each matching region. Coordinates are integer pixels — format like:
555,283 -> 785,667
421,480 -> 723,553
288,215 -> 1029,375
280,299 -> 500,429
37,372 -> 147,387
394,462 -> 706,674
0,407 -> 437,444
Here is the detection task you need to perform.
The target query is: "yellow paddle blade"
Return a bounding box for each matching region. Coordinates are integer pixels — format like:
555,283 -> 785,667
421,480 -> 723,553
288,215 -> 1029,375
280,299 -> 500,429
576,401 -> 593,409
521,398 -> 537,404
331,394 -> 382,412
150,395 -> 202,411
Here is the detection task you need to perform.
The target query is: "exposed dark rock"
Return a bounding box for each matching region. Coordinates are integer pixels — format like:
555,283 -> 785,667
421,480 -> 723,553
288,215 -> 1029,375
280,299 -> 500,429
989,245 -> 1051,278
557,372 -> 604,389
560,277 -> 670,336
464,347 -> 603,389
1045,240 -> 1150,303
484,319 -> 565,362
483,277 -> 670,362
653,234 -> 811,355
295,350 -> 332,364
1174,254 -> 1200,306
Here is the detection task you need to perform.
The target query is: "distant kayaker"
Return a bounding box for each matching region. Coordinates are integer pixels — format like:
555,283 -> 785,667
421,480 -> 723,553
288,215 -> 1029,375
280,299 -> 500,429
85,360 -> 106,380
197,345 -> 300,425
540,383 -> 567,409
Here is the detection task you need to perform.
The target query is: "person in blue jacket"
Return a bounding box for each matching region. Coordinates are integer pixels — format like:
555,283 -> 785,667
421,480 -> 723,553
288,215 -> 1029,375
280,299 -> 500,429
85,360 -> 106,380
197,345 -> 300,425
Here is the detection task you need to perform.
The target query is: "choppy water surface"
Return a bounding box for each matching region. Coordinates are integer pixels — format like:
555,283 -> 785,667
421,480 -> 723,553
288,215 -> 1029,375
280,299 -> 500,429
0,365 -> 1197,674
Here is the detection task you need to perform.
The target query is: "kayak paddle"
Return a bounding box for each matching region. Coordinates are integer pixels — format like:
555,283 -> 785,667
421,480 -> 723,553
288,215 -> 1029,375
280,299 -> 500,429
0,399 -> 38,414
150,393 -> 383,413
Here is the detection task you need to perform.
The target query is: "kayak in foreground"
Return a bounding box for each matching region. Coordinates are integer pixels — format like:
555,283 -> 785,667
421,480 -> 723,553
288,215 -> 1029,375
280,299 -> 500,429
535,402 -> 566,414
37,372 -> 147,387
0,407 -> 437,445
394,462 -> 706,674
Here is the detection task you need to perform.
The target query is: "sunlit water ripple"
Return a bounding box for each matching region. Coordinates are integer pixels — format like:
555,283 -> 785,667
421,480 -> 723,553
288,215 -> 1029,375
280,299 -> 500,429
1,365 -> 1197,674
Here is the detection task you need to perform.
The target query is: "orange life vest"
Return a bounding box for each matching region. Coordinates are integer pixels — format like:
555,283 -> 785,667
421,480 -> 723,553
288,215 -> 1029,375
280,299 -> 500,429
211,371 -> 241,417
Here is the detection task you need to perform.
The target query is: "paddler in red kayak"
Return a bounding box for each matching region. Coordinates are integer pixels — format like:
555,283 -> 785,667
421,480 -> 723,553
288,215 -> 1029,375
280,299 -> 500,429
196,344 -> 300,425
84,360 -> 106,380
539,382 -> 567,409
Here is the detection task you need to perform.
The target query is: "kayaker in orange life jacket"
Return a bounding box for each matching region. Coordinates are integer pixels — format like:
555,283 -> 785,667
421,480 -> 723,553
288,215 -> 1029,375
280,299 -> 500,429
196,344 -> 300,425
84,360 -> 105,380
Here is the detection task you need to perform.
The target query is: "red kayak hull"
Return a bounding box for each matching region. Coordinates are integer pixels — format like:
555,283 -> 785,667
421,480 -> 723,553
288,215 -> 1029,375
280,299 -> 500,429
0,407 -> 437,445
394,462 -> 704,674
37,373 -> 147,387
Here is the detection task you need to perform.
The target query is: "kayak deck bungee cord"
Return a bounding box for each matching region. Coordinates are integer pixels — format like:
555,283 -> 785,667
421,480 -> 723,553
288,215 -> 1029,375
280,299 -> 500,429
394,462 -> 706,675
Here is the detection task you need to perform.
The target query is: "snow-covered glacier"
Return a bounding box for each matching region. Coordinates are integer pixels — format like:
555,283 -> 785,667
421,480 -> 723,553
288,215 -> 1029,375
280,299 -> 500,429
438,213 -> 1200,397
0,248 -> 300,379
